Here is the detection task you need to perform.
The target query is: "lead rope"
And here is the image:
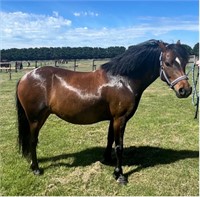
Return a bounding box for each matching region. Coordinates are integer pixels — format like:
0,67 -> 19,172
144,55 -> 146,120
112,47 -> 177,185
187,63 -> 199,104
187,63 -> 199,119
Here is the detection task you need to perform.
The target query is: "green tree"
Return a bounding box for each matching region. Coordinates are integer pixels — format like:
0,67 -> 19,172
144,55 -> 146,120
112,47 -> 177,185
1,46 -> 126,61
193,43 -> 199,57
182,44 -> 193,55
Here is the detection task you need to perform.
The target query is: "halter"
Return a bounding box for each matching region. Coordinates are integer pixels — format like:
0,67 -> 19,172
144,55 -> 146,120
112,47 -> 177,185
159,52 -> 188,89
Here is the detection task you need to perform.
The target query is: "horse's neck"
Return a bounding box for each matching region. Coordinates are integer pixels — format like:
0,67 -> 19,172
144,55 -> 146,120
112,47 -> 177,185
129,63 -> 160,93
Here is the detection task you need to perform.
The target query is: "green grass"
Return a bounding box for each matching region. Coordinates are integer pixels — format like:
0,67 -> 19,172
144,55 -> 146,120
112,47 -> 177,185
0,62 -> 199,196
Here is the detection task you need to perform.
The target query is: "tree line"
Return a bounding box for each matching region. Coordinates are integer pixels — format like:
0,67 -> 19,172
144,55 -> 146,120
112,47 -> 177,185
1,46 -> 126,61
181,43 -> 199,57
1,43 -> 199,61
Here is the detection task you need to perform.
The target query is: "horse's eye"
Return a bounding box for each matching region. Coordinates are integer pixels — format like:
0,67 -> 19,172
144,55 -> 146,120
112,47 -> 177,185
165,62 -> 170,67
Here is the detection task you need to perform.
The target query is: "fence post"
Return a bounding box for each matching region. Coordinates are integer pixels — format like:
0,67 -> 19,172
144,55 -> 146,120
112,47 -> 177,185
74,59 -> 78,71
15,62 -> 18,72
9,64 -> 11,80
92,59 -> 96,71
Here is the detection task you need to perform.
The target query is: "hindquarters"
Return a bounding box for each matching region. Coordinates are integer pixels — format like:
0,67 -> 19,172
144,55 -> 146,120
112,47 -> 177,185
16,68 -> 52,159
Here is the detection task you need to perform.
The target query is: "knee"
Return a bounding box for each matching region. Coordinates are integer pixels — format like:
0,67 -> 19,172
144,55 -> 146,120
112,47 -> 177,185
115,145 -> 123,154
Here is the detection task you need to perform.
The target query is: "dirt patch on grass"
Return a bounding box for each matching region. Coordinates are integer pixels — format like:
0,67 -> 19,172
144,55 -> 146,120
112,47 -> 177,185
44,161 -> 102,195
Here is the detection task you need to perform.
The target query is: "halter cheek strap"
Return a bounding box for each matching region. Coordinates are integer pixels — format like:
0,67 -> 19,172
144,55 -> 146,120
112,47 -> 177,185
159,52 -> 188,89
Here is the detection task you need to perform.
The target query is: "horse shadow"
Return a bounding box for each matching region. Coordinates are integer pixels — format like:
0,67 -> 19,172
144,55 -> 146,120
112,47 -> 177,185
39,146 -> 199,176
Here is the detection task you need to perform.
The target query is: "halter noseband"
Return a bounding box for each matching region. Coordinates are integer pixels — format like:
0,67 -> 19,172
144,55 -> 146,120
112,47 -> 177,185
159,52 -> 188,89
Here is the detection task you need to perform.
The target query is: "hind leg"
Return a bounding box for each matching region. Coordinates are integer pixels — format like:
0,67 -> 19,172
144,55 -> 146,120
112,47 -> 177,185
29,112 -> 49,175
29,121 -> 43,175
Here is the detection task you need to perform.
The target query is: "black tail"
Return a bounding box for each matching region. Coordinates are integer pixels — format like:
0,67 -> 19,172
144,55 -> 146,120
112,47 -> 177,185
16,81 -> 31,158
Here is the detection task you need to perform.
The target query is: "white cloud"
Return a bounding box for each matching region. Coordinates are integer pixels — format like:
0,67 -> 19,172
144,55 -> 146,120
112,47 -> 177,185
73,12 -> 81,17
0,11 -> 198,49
53,11 -> 59,17
138,16 -> 198,32
1,11 -> 72,48
73,11 -> 99,17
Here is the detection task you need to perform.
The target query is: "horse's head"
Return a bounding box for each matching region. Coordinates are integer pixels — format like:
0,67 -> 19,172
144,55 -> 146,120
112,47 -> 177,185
158,40 -> 192,98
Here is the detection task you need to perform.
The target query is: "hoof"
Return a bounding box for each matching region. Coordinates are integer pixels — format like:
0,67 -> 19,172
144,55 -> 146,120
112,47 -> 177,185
113,170 -> 128,185
30,163 -> 44,175
32,168 -> 44,175
116,174 -> 128,185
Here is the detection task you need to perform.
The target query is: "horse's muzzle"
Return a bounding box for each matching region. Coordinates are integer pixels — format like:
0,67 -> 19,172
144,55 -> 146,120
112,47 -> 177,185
176,86 -> 192,98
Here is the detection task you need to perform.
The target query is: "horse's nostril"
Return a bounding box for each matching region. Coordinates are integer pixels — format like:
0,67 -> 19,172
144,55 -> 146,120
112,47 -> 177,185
177,87 -> 192,98
179,88 -> 186,96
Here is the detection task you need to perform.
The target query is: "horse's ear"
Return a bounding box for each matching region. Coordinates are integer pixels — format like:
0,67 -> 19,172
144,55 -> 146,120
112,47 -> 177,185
158,41 -> 166,52
176,40 -> 181,45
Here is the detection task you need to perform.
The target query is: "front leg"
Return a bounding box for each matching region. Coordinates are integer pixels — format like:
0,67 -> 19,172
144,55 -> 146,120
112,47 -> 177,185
113,118 -> 128,184
104,120 -> 114,163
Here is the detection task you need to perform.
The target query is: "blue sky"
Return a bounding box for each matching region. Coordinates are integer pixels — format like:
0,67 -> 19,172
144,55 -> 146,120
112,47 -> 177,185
0,0 -> 199,49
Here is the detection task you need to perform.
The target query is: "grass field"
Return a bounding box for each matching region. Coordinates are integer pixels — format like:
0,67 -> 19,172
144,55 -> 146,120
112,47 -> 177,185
0,61 -> 199,196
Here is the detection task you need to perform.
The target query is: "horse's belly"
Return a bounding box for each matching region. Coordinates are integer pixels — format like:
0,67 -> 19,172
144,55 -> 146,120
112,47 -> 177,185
53,99 -> 110,124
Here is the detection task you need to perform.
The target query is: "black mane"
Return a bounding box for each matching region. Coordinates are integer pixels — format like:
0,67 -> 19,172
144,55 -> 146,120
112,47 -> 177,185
101,39 -> 189,78
101,39 -> 163,78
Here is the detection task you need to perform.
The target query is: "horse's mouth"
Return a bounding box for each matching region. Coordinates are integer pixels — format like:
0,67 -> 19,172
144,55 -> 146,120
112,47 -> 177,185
175,87 -> 192,98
